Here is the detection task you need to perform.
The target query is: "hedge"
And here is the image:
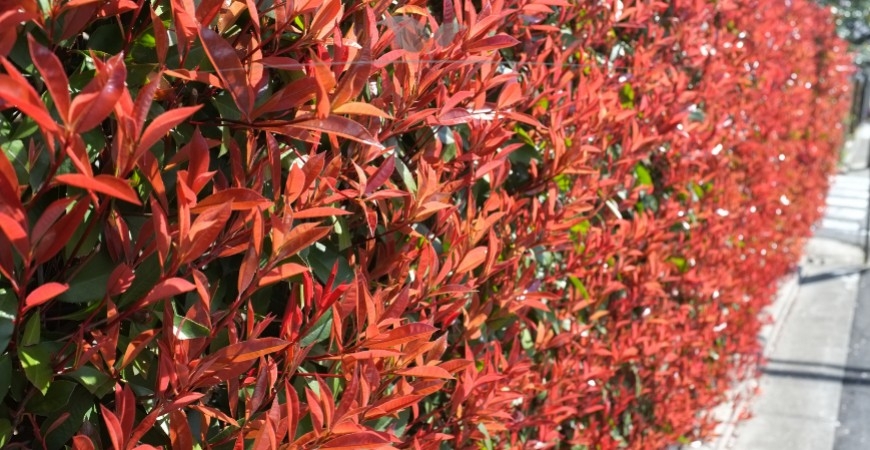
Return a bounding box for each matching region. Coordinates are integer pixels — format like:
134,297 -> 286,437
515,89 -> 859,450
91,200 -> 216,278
0,0 -> 853,448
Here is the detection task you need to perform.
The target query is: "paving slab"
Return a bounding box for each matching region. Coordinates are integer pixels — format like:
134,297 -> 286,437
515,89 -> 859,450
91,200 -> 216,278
729,240 -> 862,450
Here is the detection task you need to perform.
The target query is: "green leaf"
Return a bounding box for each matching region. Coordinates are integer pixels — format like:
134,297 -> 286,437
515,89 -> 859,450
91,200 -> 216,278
634,164 -> 652,187
1,140 -> 26,184
689,108 -> 706,122
394,156 -> 417,194
300,308 -> 333,347
0,419 -> 10,447
0,355 -> 11,402
88,24 -> 124,54
669,256 -> 688,273
477,423 -> 494,450
520,328 -> 534,350
508,144 -> 539,165
67,365 -> 114,397
21,313 -> 40,346
42,385 -> 94,450
26,380 -> 76,415
619,83 -> 636,109
28,147 -> 51,191
334,217 -> 353,251
173,315 -> 210,340
306,243 -> 353,284
436,127 -> 457,162
569,276 -> 590,299
0,289 -> 16,354
554,174 -> 572,193
691,183 -> 705,201
18,343 -> 53,395
58,251 -> 114,303
211,90 -> 243,121
10,117 -> 39,141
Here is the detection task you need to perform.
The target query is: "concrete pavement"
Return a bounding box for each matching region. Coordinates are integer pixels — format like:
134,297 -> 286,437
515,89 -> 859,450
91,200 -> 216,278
730,238 -> 864,449
693,125 -> 870,450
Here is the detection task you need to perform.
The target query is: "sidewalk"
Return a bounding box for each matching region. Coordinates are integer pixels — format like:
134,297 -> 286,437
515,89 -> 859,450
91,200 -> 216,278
728,238 -> 865,449
707,126 -> 870,450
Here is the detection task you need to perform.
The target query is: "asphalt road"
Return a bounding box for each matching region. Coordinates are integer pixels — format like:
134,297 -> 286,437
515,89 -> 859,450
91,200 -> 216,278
833,270 -> 870,450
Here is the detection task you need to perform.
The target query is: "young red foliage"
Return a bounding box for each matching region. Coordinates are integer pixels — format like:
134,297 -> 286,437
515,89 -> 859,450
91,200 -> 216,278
0,0 -> 853,448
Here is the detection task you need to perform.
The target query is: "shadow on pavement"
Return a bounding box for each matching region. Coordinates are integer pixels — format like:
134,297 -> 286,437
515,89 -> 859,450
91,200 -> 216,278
761,359 -> 870,386
799,267 -> 869,285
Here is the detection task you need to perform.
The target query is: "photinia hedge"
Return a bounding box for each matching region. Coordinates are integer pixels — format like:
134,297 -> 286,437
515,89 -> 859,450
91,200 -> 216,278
0,0 -> 853,448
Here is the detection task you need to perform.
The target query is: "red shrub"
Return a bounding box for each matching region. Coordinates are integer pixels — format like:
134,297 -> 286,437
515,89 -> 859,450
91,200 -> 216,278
0,0 -> 852,448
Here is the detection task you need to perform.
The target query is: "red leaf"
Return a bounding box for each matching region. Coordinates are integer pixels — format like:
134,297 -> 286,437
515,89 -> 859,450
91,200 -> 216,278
430,108 -> 475,126
411,379 -> 446,396
333,44 -> 373,107
32,198 -> 89,265
181,202 -> 232,264
466,34 -> 520,52
321,432 -> 389,449
169,410 -> 194,450
284,164 -> 306,205
217,338 -> 288,363
309,0 -> 342,40
27,36 -> 70,122
275,223 -> 331,261
365,155 -> 395,196
258,263 -> 308,287
71,436 -> 95,450
116,384 -> 136,437
32,198 -> 76,249
0,74 -> 59,134
69,53 -> 126,132
497,81 -> 522,109
190,188 -> 271,213
455,247 -> 487,274
0,208 -> 29,258
150,8 -> 168,65
139,278 -> 196,308
191,338 -> 289,387
436,359 -> 474,373
366,323 -> 437,350
23,282 -> 68,314
0,147 -> 17,196
169,0 -> 198,55
237,245 -> 258,294
164,69 -> 223,87
100,405 -> 124,450
250,414 -> 278,450
198,26 -> 254,119
55,174 -> 142,205
150,199 -> 171,266
164,392 -> 205,414
364,394 -> 424,419
195,0 -> 223,24
283,116 -> 383,148
137,105 -> 202,156
332,102 -> 393,119
395,365 -> 454,380
292,207 -> 351,219
107,263 -> 135,297
119,329 -> 159,370
132,73 -> 163,135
